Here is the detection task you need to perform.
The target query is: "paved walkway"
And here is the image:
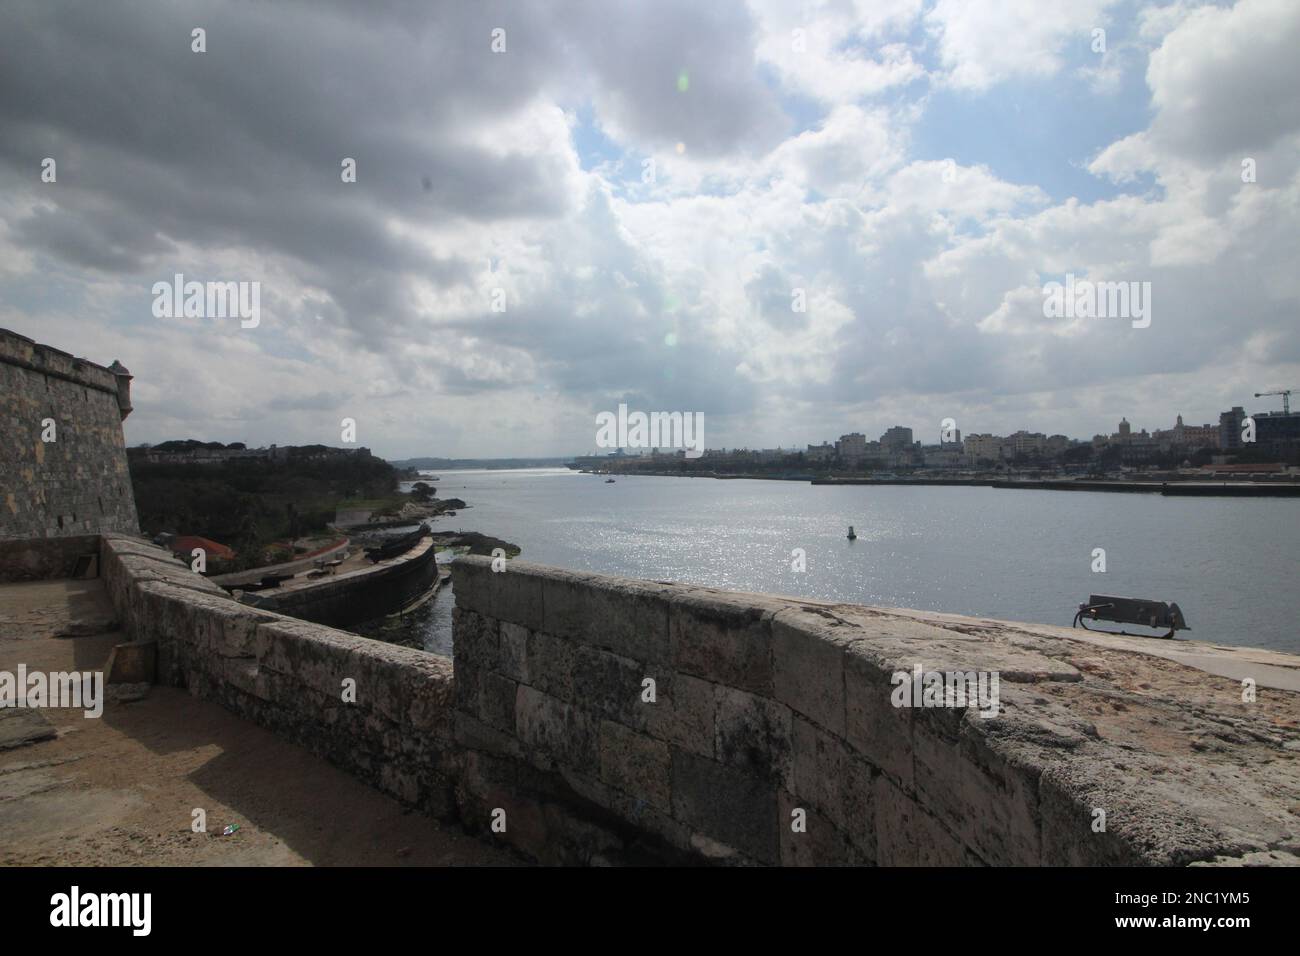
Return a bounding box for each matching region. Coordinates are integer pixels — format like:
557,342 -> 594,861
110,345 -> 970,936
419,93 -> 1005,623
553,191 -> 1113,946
0,578 -> 517,866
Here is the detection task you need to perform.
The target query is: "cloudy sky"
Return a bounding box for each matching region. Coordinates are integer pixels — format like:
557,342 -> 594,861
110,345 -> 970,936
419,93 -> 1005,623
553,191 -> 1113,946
1,0 -> 1297,458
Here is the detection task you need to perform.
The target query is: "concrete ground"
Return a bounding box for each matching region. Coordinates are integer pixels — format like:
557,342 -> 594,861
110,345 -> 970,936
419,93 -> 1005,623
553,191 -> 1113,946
0,578 -> 517,866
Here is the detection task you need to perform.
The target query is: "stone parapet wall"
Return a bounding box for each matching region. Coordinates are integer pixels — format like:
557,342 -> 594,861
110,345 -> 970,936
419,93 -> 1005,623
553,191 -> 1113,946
99,534 -> 459,818
0,534 -> 101,582
34,534 -> 1293,867
451,556 -> 1300,866
1,328 -> 138,539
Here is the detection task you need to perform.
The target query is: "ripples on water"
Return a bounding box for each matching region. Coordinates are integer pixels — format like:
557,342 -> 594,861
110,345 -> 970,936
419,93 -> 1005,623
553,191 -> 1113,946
382,468 -> 1298,654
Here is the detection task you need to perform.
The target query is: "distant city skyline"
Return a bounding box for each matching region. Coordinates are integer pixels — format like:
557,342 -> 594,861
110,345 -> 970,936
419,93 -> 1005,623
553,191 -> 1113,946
128,395 -> 1289,462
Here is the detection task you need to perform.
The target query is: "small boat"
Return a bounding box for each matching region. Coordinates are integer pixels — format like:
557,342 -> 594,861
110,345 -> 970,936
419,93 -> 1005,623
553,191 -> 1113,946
847,525 -> 857,540
605,478 -> 616,483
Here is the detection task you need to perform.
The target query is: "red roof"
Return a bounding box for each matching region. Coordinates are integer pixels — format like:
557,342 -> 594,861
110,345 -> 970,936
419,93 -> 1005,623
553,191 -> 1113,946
171,535 -> 236,560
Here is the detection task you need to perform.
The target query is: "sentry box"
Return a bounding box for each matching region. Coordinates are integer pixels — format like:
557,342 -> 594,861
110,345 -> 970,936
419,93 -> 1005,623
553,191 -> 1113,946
1074,595 -> 1189,640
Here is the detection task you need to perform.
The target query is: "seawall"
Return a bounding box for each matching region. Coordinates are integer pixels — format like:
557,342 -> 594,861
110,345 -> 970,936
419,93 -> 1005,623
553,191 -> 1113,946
236,535 -> 440,627
21,533 -> 1295,867
450,556 -> 1300,866
99,533 -> 460,818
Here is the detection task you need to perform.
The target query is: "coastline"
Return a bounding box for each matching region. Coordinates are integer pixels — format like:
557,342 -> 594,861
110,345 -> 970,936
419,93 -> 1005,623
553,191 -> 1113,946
571,469 -> 1300,497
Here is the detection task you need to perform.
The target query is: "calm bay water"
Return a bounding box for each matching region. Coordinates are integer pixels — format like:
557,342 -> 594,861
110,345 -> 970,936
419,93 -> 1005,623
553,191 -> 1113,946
402,468 -> 1299,654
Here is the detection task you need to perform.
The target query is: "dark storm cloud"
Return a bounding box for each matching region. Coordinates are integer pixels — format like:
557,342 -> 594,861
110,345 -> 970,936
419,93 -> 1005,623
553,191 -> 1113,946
0,0 -> 786,387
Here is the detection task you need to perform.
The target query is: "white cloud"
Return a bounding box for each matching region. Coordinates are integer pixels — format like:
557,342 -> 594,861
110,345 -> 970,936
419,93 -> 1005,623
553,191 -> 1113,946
926,0 -> 1119,91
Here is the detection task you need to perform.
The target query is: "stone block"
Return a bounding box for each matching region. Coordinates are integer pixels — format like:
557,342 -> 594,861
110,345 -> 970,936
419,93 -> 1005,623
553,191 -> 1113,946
450,556 -> 544,628
912,711 -> 1041,866
499,621 -> 530,683
670,589 -> 777,695
791,715 -> 847,824
598,719 -> 672,813
873,775 -> 968,865
714,686 -> 792,783
452,606 -> 499,672
671,748 -> 778,864
844,642 -> 914,786
573,644 -> 644,726
480,670 -> 518,733
454,711 -> 524,759
526,630 -> 576,700
772,609 -> 855,735
541,570 -> 672,663
779,790 -> 863,866
105,639 -> 156,685
515,684 -> 597,768
642,671 -> 716,758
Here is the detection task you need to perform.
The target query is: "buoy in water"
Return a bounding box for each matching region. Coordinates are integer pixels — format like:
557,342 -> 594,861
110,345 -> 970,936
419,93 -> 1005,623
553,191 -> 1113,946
847,525 -> 857,540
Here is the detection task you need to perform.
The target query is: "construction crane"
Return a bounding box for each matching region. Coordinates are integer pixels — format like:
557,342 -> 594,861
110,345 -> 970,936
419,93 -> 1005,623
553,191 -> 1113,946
1254,389 -> 1293,414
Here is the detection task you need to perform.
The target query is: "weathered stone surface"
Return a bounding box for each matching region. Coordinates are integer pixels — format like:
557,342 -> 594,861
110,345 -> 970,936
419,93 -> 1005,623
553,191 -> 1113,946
0,534 -> 101,583
912,710 -> 1042,866
525,630 -> 576,701
455,711 -> 523,759
514,684 -> 597,767
479,671 -> 517,733
536,566 -> 672,663
669,588 -> 776,695
573,644 -> 644,726
450,556 -> 543,627
671,748 -> 778,863
714,686 -> 792,783
0,709 -> 56,750
599,719 -> 672,812
874,775 -> 968,865
85,534 -> 1300,869
105,639 -> 156,684
498,621 -> 529,683
791,715 -> 850,825
779,790 -> 862,866
844,642 -> 915,786
452,607 -> 499,672
643,670 -> 716,758
0,330 -> 138,542
96,535 -> 462,824
772,609 -> 856,735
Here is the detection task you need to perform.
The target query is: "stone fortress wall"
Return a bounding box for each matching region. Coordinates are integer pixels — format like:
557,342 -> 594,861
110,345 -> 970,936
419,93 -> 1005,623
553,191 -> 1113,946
448,557 -> 1300,865
71,532 -> 1300,867
0,328 -> 138,547
3,328 -> 1296,865
98,533 -> 461,819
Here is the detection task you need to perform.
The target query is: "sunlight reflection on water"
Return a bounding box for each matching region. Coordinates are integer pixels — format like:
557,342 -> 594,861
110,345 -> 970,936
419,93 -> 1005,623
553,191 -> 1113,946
394,468 -> 1299,653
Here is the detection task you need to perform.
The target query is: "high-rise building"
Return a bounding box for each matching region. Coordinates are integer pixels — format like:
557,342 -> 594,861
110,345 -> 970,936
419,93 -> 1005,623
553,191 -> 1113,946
1008,430 -> 1047,456
836,433 -> 866,464
1255,412 -> 1300,447
1220,406 -> 1246,450
963,433 -> 1004,463
880,426 -> 913,452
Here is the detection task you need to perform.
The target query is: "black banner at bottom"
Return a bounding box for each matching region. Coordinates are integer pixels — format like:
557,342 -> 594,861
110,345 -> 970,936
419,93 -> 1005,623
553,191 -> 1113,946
0,865 -> 1281,942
